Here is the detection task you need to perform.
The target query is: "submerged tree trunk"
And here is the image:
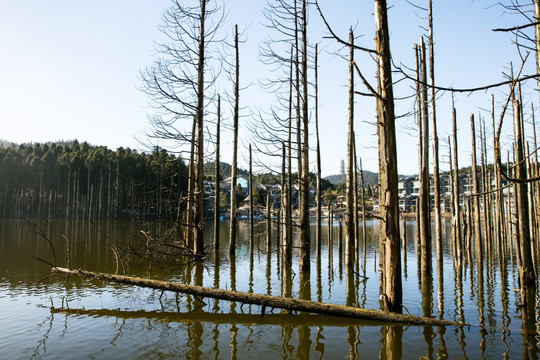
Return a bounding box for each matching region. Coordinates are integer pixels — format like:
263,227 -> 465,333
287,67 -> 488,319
374,0 -> 402,314
428,0 -> 442,265
299,0 -> 311,272
470,114 -> 482,268
315,43 -> 322,259
249,144 -> 254,248
229,25 -> 241,256
452,105 -> 462,264
418,38 -> 431,277
513,97 -> 536,298
193,0 -> 207,256
346,28 -> 356,268
186,120 -> 196,249
360,158 -> 367,250
214,96 -> 221,249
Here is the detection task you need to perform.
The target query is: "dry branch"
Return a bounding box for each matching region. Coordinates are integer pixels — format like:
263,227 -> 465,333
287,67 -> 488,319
51,266 -> 462,327
492,21 -> 540,32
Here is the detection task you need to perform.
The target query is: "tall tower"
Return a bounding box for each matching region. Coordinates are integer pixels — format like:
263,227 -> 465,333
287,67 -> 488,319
340,159 -> 345,176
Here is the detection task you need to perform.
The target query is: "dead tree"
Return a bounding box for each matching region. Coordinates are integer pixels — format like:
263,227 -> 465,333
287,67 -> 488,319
140,0 -> 224,256
451,103 -> 462,264
213,96 -> 221,249
51,266 -> 461,326
417,38 -> 431,278
249,144 -> 254,247
346,28 -> 356,268
513,95 -> 536,296
229,25 -> 241,255
374,0 -> 402,313
428,0 -> 443,265
470,114 -> 483,268
316,0 -> 403,313
315,43 -> 323,258
298,0 -> 311,273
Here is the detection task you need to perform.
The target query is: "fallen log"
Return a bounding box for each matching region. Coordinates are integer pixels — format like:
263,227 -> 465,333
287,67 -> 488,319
52,267 -> 462,327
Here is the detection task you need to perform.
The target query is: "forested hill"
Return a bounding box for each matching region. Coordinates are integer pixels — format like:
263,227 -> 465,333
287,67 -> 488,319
203,161 -> 248,179
0,141 -> 188,219
324,170 -> 379,186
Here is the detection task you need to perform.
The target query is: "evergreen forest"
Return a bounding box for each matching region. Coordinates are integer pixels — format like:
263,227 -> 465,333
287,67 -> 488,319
0,141 -> 188,219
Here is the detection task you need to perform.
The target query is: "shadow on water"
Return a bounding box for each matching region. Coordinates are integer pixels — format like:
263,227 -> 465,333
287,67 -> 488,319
1,218 -> 540,359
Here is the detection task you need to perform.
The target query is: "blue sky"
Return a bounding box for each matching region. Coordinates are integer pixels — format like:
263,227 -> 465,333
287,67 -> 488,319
0,1 -> 536,176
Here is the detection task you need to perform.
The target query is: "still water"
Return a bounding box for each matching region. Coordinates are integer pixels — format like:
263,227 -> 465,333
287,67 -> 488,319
0,218 -> 539,359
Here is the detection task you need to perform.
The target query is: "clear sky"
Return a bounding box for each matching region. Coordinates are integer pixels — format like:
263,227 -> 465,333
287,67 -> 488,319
0,1 -> 536,176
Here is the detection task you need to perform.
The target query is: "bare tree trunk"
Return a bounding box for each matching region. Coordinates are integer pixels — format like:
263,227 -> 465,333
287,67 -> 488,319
214,96 -> 221,249
346,28 -> 356,268
267,191 -> 271,252
480,117 -> 491,257
374,0 -> 402,313
281,141 -> 288,254
491,96 -> 504,261
186,121 -> 196,249
193,0 -> 207,256
360,158 -> 367,251
229,25 -> 240,255
294,0 -> 302,204
353,136 -> 360,265
531,103 -> 540,268
448,136 -> 457,258
470,114 -> 482,268
299,0 -> 311,272
428,0 -> 442,266
452,104 -> 462,264
418,38 -> 431,277
534,0 -> 540,107
249,144 -> 254,248
286,48 -> 294,262
513,96 -> 536,300
315,43 -> 322,259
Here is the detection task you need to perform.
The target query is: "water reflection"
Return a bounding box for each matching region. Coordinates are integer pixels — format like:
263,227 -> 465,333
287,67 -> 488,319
1,219 -> 540,359
379,326 -> 403,360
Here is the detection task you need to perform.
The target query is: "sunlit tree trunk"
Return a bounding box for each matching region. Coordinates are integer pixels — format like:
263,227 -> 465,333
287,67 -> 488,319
346,28 -> 356,268
428,0 -> 442,265
315,43 -> 323,259
513,96 -> 536,301
452,105 -> 462,264
418,38 -> 431,277
470,114 -> 482,268
299,0 -> 311,272
374,0 -> 402,313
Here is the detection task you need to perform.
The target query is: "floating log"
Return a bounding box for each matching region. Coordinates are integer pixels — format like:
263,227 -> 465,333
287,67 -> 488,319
52,267 -> 462,327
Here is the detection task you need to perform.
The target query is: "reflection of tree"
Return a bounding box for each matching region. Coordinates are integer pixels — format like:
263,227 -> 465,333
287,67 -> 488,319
28,313 -> 54,359
421,270 -> 434,359
520,288 -> 539,359
297,269 -> 312,359
379,326 -> 403,360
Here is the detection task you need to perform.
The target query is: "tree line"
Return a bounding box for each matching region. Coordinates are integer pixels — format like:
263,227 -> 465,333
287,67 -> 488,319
0,141 -> 188,219
0,140 -> 356,220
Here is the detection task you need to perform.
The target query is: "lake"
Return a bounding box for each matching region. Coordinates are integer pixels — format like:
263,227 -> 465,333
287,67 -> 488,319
0,218 -> 538,359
